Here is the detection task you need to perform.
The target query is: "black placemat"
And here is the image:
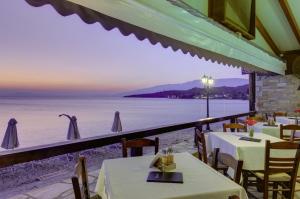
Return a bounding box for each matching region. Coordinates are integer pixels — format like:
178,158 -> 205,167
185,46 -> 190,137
263,124 -> 278,127
147,171 -> 183,184
239,137 -> 261,142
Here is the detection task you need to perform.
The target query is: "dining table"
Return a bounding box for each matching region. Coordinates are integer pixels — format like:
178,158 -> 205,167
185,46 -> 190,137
252,121 -> 300,139
207,131 -> 300,198
207,132 -> 295,171
95,152 -> 248,199
275,116 -> 299,124
252,122 -> 281,137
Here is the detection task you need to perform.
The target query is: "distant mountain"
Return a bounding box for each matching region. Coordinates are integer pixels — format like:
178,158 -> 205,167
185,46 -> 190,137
121,78 -> 248,96
125,84 -> 249,100
0,78 -> 248,98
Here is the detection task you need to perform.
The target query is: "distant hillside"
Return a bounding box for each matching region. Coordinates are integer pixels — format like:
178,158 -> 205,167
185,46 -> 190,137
121,78 -> 248,96
125,84 -> 249,100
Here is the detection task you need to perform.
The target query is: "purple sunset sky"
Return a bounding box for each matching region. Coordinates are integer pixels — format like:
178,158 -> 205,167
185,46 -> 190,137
0,0 -> 246,93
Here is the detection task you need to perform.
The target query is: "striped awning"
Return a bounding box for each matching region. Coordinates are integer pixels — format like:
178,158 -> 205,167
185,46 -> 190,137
25,0 -> 286,74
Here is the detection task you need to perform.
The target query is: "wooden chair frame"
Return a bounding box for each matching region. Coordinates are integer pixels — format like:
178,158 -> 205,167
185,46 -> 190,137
195,130 -> 229,172
247,114 -> 266,122
71,156 -> 101,199
195,131 -> 208,164
213,148 -> 243,184
260,141 -> 300,199
280,124 -> 300,142
273,112 -> 287,122
223,123 -> 247,133
122,137 -> 159,157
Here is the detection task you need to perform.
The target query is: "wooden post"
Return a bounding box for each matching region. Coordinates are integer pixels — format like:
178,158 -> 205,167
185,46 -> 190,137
249,73 -> 256,112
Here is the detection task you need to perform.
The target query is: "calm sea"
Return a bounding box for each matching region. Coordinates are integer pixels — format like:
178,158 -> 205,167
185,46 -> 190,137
0,97 -> 248,150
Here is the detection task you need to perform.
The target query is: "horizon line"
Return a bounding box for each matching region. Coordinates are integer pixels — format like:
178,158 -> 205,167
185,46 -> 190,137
0,77 -> 249,93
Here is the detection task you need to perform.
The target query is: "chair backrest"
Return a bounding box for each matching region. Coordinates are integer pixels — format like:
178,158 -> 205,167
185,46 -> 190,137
223,123 -> 247,132
71,156 -> 90,199
122,137 -> 159,157
213,148 -> 243,184
273,112 -> 287,121
195,131 -> 208,164
264,140 -> 300,199
280,124 -> 300,142
247,114 -> 266,122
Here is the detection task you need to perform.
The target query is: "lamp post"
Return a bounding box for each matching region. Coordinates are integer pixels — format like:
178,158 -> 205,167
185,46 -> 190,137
201,75 -> 214,131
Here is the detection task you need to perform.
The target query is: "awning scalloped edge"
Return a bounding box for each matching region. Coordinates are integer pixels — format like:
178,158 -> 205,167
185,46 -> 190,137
25,0 -> 273,73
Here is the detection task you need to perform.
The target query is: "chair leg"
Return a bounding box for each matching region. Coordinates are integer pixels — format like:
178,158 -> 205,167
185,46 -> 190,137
263,181 -> 268,199
280,182 -> 291,199
272,183 -> 278,199
255,176 -> 264,193
242,171 -> 248,190
257,179 -> 263,193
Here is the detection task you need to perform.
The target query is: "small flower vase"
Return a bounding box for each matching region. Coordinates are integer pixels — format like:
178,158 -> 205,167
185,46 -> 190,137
249,127 -> 254,137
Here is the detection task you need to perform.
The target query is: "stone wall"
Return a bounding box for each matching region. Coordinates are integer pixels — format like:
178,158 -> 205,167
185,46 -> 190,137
256,75 -> 300,114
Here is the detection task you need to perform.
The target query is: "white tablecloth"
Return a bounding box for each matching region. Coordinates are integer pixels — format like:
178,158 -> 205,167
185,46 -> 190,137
276,116 -> 298,124
252,122 -> 281,138
208,132 -> 294,171
253,122 -> 300,139
95,152 -> 248,199
252,122 -> 279,133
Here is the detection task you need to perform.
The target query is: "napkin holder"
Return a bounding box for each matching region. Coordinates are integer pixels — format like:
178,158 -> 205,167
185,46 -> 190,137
267,118 -> 275,126
149,153 -> 176,172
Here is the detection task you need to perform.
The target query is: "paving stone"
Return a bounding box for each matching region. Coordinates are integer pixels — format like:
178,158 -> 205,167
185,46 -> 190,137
25,183 -> 73,199
8,195 -> 29,199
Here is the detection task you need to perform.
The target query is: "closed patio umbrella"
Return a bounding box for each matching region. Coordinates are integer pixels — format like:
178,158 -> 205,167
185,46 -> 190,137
1,118 -> 19,149
59,114 -> 81,140
111,111 -> 122,132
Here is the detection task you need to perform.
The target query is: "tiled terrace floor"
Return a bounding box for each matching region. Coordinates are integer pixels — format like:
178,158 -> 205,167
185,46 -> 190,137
7,133 -> 197,199
8,171 -> 264,199
6,129 -> 264,199
8,169 -> 100,199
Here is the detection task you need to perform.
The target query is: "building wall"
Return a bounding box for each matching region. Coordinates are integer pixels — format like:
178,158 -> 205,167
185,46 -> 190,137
256,75 -> 300,114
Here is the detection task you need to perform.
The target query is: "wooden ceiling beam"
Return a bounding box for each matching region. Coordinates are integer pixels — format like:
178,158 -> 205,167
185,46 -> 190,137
283,49 -> 300,55
279,0 -> 300,44
255,17 -> 281,56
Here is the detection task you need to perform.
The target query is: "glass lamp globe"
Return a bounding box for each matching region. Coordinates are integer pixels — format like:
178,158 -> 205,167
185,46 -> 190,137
208,77 -> 214,86
201,75 -> 208,84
